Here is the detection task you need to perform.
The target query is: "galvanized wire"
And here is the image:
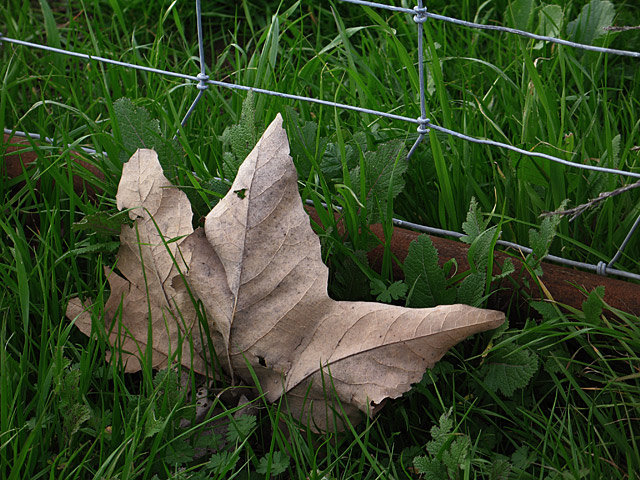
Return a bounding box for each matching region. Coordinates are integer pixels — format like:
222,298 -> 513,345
340,0 -> 640,58
2,0 -> 640,281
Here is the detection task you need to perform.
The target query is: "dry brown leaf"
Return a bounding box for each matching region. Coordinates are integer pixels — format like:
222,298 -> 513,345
185,115 -> 505,430
66,149 -> 206,374
66,116 -> 504,430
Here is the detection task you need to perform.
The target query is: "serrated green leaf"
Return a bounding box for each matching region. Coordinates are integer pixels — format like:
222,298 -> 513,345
370,279 -> 407,303
582,286 -> 605,322
442,436 -> 470,474
493,258 -> 515,281
349,140 -> 408,223
566,0 -> 615,45
482,343 -> 539,396
528,200 -> 568,267
205,451 -> 239,474
226,414 -> 256,443
413,456 -> 447,479
530,300 -> 559,320
64,403 -> 92,437
456,271 -> 486,307
113,97 -> 183,180
144,412 -> 164,439
113,98 -> 160,160
256,451 -> 290,476
461,197 -> 489,243
220,92 -> 258,178
165,440 -> 194,466
490,459 -> 513,480
404,235 -> 455,308
427,409 -> 454,457
511,445 -> 536,470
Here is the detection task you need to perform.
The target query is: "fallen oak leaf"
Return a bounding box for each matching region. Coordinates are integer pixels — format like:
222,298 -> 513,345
66,149 -> 206,374
186,115 -> 505,430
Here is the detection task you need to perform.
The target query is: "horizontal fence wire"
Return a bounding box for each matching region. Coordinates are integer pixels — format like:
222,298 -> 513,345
341,0 -> 640,58
2,0 -> 640,281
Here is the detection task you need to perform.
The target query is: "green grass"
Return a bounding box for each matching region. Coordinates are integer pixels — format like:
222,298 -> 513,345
2,0 -> 640,478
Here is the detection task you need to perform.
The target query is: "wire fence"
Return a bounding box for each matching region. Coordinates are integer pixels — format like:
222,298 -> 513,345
2,0 -> 640,281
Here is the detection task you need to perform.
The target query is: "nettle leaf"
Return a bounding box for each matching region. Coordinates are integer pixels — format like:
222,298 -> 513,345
456,272 -> 486,307
490,459 -> 513,480
220,91 -> 258,179
404,235 -> 455,308
349,140 -> 408,223
481,343 -> 539,397
113,98 -> 182,179
413,456 -> 447,479
566,0 -> 615,45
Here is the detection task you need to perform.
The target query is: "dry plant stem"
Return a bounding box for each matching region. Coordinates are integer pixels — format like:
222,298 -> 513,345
540,180 -> 640,221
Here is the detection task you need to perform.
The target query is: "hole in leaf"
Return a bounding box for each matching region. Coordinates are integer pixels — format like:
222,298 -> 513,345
234,188 -> 247,199
258,356 -> 266,367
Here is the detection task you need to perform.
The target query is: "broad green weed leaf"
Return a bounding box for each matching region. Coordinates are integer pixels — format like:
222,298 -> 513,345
482,343 -> 539,396
566,0 -> 615,45
113,97 -> 182,180
457,272 -> 486,307
508,0 -> 535,31
534,5 -> 564,49
404,235 -> 455,308
538,5 -> 563,38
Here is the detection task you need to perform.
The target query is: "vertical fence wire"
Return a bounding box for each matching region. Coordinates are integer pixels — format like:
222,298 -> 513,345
2,0 -> 640,281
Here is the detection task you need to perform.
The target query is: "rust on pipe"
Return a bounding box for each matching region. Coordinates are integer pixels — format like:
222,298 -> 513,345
3,133 -> 105,199
4,133 -> 639,316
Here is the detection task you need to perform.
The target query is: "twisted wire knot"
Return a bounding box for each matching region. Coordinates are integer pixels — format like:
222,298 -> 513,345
196,72 -> 209,90
413,6 -> 428,24
417,116 -> 430,135
596,261 -> 608,276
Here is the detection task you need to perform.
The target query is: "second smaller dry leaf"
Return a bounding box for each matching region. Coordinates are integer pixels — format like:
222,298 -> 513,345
67,149 -> 206,374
